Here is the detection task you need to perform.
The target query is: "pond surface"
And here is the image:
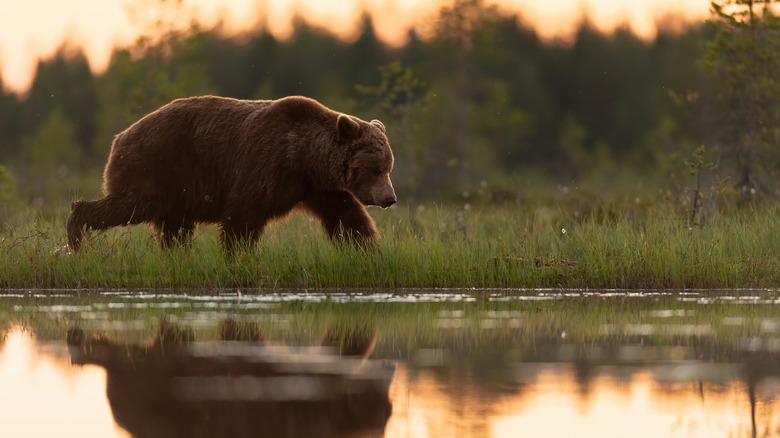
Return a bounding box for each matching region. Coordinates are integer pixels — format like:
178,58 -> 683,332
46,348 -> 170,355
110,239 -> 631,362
1,289 -> 779,437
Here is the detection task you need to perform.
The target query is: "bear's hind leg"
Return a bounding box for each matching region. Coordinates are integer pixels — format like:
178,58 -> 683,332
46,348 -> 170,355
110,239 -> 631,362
67,201 -> 88,250
67,195 -> 149,251
302,191 -> 378,246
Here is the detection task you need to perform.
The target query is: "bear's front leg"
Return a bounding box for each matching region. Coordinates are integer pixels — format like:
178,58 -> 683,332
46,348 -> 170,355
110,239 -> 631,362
302,191 -> 379,247
219,212 -> 267,252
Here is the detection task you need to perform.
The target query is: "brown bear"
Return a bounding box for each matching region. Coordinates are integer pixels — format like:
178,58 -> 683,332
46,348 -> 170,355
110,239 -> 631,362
66,95 -> 396,251
66,319 -> 395,438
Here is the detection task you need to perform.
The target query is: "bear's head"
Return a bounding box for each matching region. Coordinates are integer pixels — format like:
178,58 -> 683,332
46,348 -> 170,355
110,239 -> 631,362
338,114 -> 397,208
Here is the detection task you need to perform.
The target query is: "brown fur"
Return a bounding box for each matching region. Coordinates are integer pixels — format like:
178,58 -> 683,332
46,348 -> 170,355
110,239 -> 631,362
67,320 -> 395,438
67,96 -> 396,251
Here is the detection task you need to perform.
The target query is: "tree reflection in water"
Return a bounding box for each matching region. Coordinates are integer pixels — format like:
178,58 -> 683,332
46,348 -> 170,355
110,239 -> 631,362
1,309 -> 780,437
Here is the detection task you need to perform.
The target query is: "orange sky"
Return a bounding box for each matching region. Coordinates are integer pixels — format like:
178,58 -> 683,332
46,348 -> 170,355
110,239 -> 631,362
0,0 -> 713,94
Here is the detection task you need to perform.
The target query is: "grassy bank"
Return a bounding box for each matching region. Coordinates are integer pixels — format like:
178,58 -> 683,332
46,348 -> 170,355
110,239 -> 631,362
2,196 -> 780,289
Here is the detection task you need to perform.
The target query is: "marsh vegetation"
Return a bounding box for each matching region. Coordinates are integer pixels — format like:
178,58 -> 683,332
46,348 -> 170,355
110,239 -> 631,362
3,191 -> 780,289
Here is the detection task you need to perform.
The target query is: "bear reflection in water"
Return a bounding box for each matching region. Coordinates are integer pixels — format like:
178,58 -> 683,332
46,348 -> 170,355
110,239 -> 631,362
67,320 -> 395,438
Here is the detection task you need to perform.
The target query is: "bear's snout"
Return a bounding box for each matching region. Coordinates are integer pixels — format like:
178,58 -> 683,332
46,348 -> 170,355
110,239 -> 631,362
371,174 -> 396,209
380,196 -> 397,208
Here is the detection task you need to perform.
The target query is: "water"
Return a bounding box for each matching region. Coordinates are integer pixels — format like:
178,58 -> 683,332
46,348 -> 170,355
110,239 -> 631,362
1,289 -> 779,437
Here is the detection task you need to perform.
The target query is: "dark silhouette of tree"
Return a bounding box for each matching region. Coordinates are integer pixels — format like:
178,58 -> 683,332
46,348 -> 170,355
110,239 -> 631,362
0,0 -> 757,206
22,47 -> 97,158
0,79 -> 22,161
703,0 -> 780,200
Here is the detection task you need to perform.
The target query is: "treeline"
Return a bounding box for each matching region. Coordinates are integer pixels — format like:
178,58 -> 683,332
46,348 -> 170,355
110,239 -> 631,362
0,1 -> 725,209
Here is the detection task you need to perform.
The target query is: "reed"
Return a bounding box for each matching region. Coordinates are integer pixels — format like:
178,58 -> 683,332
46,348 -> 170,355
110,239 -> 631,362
2,198 -> 780,289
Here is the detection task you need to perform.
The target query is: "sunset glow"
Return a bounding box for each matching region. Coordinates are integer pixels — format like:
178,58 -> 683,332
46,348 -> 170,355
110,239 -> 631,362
0,0 -> 713,94
0,327 -> 776,438
0,330 -> 127,438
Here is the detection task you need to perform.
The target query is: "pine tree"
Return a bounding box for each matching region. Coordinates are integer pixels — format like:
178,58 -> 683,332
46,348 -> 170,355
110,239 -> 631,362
703,0 -> 780,198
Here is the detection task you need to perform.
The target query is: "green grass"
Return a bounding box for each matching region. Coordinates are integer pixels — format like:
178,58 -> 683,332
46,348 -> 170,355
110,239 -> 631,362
2,195 -> 780,289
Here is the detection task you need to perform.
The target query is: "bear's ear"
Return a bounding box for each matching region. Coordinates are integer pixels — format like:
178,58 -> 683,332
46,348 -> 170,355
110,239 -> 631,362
337,114 -> 361,141
371,119 -> 386,133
